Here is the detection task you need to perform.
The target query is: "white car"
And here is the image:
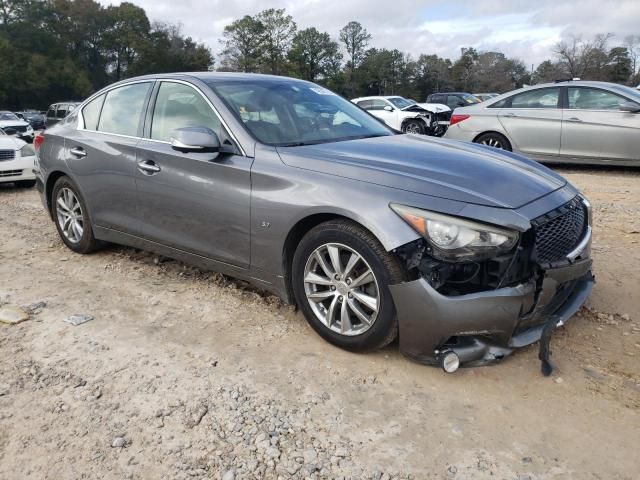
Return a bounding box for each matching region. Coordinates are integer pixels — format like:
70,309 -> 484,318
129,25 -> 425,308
445,80 -> 640,166
0,111 -> 35,143
0,129 -> 37,187
351,96 -> 449,136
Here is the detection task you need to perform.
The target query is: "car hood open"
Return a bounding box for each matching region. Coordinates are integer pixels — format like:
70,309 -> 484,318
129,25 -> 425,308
277,134 -> 567,209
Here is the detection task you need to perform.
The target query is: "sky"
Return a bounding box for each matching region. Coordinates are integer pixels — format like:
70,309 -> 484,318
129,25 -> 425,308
100,0 -> 640,68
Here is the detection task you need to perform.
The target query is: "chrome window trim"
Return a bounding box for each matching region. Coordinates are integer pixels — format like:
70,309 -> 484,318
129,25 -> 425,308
77,77 -> 246,157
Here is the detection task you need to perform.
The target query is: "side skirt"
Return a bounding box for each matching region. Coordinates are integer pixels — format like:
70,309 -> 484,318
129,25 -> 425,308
93,225 -> 288,300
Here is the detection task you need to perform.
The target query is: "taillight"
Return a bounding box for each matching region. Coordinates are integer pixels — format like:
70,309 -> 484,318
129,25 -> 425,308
449,114 -> 470,126
34,133 -> 44,152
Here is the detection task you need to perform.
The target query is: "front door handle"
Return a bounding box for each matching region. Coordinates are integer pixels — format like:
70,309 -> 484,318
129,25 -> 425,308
70,147 -> 86,158
503,113 -> 517,118
566,117 -> 583,122
137,160 -> 161,175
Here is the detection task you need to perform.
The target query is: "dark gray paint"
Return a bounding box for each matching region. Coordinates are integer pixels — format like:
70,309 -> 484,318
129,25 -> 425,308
35,72 -> 594,367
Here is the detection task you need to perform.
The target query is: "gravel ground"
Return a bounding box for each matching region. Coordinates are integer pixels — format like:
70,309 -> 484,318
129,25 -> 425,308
0,166 -> 639,480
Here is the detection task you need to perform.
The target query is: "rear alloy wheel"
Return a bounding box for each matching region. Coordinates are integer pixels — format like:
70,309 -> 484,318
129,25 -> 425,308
401,119 -> 425,135
292,220 -> 406,352
52,176 -> 100,254
475,132 -> 512,151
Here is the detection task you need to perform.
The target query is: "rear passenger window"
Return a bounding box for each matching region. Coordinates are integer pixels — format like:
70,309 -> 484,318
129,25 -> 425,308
82,94 -> 105,131
56,104 -> 68,118
46,107 -> 56,118
151,82 -> 222,142
98,82 -> 151,136
509,88 -> 560,109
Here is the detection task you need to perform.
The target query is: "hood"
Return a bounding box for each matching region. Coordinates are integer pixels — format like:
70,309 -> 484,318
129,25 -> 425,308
0,135 -> 25,149
277,134 -> 566,209
0,119 -> 29,128
415,103 -> 451,113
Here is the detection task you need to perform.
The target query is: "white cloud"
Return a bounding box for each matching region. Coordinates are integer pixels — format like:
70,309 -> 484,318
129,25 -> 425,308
99,0 -> 640,66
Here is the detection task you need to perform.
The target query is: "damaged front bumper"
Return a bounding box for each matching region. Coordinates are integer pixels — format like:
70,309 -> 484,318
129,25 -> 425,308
389,257 -> 594,368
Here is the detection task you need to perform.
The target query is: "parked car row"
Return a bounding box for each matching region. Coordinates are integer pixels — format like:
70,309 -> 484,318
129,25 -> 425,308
0,127 -> 36,187
444,80 -> 640,166
31,72 -> 594,374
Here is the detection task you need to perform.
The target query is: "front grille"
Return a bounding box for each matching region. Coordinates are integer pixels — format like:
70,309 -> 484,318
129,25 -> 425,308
0,150 -> 15,161
533,197 -> 587,264
14,125 -> 27,133
0,169 -> 23,177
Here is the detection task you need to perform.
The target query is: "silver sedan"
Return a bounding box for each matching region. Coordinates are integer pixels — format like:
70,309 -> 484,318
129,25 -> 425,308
445,80 -> 640,166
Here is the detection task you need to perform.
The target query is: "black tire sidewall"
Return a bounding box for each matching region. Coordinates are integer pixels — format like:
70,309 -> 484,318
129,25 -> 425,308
402,120 -> 425,135
476,133 -> 512,151
51,176 -> 96,253
292,223 -> 401,352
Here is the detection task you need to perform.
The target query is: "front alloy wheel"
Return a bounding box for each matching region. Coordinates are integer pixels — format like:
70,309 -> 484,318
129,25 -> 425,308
292,219 -> 407,352
303,243 -> 380,336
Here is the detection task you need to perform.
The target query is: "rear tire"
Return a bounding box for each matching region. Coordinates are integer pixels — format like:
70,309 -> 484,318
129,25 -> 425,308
292,220 -> 407,352
51,176 -> 100,254
475,132 -> 512,151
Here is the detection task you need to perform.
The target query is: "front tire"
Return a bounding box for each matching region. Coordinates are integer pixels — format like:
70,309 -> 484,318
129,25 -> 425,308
292,220 -> 407,352
52,176 -> 100,254
475,132 -> 512,151
401,119 -> 426,135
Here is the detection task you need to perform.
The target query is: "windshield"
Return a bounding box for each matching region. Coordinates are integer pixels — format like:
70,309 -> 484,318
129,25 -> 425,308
207,79 -> 393,146
461,94 -> 481,104
388,97 -> 415,109
0,112 -> 19,121
609,84 -> 640,103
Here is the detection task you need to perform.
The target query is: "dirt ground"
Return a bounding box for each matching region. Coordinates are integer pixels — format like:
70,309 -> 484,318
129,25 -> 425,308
0,167 -> 638,480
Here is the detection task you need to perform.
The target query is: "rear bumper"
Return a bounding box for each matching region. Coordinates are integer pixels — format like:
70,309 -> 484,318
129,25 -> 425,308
390,257 -> 593,366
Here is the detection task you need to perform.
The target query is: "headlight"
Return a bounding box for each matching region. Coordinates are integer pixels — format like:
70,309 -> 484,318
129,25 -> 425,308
390,204 -> 519,261
20,144 -> 35,157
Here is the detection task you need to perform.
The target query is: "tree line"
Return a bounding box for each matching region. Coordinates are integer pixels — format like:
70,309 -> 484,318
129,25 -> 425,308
1,1 -> 639,110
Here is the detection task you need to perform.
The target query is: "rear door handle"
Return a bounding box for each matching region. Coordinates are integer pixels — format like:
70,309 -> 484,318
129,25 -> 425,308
137,160 -> 161,175
503,113 -> 517,118
566,117 -> 583,122
70,147 -> 86,158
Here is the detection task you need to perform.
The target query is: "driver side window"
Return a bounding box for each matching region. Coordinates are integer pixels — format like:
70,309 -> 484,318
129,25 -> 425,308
151,82 -> 223,142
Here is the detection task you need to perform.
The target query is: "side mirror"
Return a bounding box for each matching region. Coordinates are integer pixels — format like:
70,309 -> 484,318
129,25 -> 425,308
170,127 -> 221,153
619,101 -> 640,113
383,105 -> 394,112
457,101 -> 466,107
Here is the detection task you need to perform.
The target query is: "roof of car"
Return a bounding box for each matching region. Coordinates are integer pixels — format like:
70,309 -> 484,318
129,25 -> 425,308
430,92 -> 473,95
351,96 -> 401,101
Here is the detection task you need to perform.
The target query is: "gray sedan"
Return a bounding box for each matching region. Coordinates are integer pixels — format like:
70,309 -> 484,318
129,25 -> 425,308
33,73 -> 593,373
445,80 -> 640,166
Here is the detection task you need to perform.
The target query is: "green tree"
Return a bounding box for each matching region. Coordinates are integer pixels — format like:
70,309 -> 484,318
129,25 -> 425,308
288,27 -> 341,81
219,15 -> 265,72
607,46 -> 631,83
256,8 -> 296,75
339,21 -> 371,95
103,2 -> 150,80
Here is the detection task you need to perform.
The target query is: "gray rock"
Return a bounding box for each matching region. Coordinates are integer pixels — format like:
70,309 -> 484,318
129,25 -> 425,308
303,448 -> 318,464
111,436 -> 126,448
0,306 -> 29,324
64,314 -> 94,326
222,468 -> 235,480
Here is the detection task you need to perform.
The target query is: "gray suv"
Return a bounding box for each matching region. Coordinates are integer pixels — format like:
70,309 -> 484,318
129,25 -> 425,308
33,73 -> 594,373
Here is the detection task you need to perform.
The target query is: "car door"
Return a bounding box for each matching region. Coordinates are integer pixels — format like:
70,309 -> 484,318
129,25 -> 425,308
370,99 -> 400,129
64,81 -> 153,232
134,80 -> 252,268
497,87 -> 562,156
561,86 -> 640,162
